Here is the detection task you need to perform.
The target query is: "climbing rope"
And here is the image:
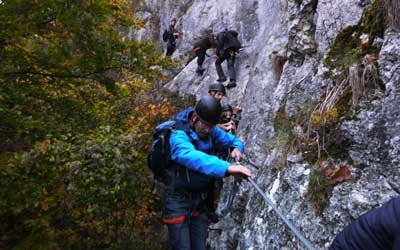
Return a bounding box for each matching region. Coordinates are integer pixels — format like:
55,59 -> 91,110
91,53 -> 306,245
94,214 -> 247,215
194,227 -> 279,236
247,177 -> 316,250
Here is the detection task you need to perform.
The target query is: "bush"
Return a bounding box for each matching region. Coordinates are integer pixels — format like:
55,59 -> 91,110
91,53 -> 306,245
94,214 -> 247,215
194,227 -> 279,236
0,1 -> 185,248
0,127 -> 168,249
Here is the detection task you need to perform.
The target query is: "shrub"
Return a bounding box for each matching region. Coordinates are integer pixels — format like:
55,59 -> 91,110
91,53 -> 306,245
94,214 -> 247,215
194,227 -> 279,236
0,127 -> 168,249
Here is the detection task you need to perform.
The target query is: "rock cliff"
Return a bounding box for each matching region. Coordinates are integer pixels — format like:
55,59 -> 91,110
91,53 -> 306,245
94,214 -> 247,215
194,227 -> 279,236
135,0 -> 399,249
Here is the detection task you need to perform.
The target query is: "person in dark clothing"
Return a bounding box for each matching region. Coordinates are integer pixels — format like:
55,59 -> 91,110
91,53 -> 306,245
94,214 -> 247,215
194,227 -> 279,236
193,29 -> 217,75
208,82 -> 226,102
205,85 -> 233,224
164,96 -> 253,250
205,103 -> 234,224
330,196 -> 400,250
164,18 -> 181,57
218,104 -> 236,133
215,30 -> 242,88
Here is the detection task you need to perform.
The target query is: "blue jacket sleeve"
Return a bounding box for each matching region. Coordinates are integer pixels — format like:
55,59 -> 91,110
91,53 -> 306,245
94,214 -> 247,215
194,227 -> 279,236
211,126 -> 244,152
169,130 -> 230,178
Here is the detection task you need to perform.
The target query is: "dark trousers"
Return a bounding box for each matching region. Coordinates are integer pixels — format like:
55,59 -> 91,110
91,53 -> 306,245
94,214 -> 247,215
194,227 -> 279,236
196,48 -> 207,68
215,50 -> 236,81
164,189 -> 208,250
166,41 -> 176,56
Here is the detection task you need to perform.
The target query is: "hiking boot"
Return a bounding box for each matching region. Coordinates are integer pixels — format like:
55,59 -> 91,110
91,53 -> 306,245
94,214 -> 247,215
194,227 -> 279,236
226,80 -> 236,88
216,77 -> 227,82
196,67 -> 205,75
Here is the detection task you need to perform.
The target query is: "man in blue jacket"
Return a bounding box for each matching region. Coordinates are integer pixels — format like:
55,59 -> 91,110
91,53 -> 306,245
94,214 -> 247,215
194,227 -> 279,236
164,96 -> 252,250
330,196 -> 400,250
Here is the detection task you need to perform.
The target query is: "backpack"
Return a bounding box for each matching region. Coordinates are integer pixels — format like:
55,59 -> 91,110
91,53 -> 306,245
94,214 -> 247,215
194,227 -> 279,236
162,29 -> 170,42
147,120 -> 176,183
191,28 -> 214,48
220,30 -> 241,51
147,119 -> 212,190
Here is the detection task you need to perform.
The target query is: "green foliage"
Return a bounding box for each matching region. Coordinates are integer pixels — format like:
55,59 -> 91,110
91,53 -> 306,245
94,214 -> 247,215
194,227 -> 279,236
0,128 -> 167,249
313,1 -> 385,165
324,0 -> 385,80
271,103 -> 315,148
0,0 -> 180,249
0,0 -> 162,83
310,107 -> 339,130
361,0 -> 385,38
273,106 -> 293,134
304,105 -> 352,166
307,170 -> 333,215
0,0 -> 172,151
269,103 -> 315,170
334,87 -> 353,119
268,106 -> 294,169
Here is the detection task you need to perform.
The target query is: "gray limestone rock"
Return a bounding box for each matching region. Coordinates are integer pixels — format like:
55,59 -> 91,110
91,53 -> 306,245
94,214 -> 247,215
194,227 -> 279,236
136,0 -> 400,249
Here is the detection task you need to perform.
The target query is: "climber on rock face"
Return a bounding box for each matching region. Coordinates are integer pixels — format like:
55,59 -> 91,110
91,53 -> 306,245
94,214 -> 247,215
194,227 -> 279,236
163,96 -> 253,250
217,103 -> 236,133
330,196 -> 400,250
208,82 -> 226,102
163,18 -> 181,57
206,84 -> 243,224
215,30 -> 242,88
193,29 -> 217,75
208,83 -> 242,134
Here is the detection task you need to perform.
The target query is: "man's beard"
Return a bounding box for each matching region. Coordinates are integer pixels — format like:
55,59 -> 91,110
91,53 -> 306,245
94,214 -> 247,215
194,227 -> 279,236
197,131 -> 209,140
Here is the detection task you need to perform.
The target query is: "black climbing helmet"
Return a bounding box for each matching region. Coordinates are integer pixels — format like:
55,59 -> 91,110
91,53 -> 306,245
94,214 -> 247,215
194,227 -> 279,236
195,96 -> 222,125
221,104 -> 233,112
208,83 -> 226,95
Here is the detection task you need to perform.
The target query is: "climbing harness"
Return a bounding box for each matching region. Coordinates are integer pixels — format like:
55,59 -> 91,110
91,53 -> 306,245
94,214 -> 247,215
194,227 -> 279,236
247,177 -> 316,250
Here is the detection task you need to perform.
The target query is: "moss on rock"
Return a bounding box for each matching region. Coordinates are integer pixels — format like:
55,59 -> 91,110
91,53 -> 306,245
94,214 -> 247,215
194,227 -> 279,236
307,169 -> 333,215
274,105 -> 293,133
324,0 -> 385,80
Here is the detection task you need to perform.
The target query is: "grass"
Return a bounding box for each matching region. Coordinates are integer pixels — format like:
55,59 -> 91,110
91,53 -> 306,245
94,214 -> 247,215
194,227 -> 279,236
307,170 -> 333,215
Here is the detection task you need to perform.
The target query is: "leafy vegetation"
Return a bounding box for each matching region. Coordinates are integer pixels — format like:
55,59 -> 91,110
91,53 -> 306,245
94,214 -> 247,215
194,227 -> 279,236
307,169 -> 333,215
324,0 -> 385,81
0,0 -> 190,248
303,1 -> 387,214
269,103 -> 315,170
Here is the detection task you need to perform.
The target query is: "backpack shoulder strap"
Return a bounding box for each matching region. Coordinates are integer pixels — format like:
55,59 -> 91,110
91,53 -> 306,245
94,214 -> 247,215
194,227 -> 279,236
170,121 -> 199,151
